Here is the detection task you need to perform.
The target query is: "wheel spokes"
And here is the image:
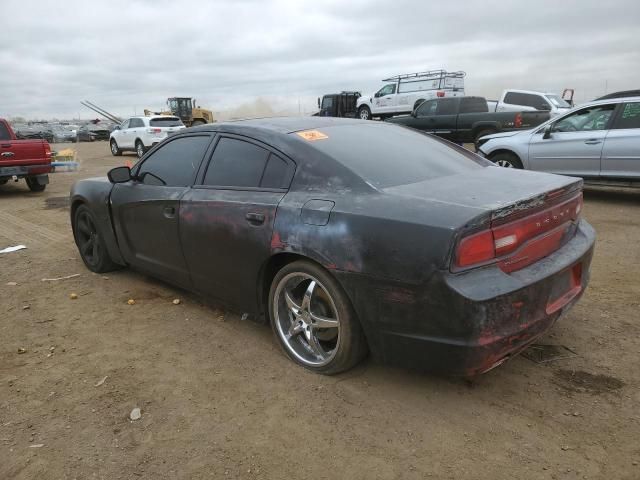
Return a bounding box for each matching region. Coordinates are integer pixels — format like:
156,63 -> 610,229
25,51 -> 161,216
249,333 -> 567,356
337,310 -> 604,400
310,312 -> 339,329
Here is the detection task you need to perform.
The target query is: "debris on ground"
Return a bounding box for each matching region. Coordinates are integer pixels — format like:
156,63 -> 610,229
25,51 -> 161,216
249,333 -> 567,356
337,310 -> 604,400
129,408 -> 142,421
241,313 -> 249,321
0,245 -> 27,254
94,376 -> 108,387
172,299 -> 181,305
69,293 -> 78,300
22,305 -> 30,310
6,282 -> 18,286
127,299 -> 136,305
42,273 -> 80,282
28,444 -> 44,448
17,348 -> 26,354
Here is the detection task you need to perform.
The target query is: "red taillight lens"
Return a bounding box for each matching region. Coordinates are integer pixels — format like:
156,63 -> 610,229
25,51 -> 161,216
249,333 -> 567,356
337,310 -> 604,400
44,143 -> 52,157
147,128 -> 162,134
514,112 -> 522,128
456,230 -> 495,267
454,192 -> 583,271
436,91 -> 445,98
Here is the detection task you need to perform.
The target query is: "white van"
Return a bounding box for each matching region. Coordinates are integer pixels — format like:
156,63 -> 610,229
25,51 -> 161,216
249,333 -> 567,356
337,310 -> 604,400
356,70 -> 465,120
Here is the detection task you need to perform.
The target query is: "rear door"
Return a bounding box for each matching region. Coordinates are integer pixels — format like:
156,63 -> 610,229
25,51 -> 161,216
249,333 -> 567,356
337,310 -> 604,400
528,103 -> 617,177
179,134 -> 294,310
110,134 -> 213,287
600,101 -> 640,178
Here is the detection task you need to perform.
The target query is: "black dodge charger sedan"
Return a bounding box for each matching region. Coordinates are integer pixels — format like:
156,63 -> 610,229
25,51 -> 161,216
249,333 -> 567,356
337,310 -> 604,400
70,117 -> 595,375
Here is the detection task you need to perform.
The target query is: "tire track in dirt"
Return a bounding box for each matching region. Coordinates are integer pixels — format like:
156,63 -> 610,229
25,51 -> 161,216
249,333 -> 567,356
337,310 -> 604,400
0,209 -> 68,248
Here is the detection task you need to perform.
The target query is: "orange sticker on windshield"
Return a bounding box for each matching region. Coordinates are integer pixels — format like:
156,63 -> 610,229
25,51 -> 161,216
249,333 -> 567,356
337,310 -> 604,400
296,130 -> 328,141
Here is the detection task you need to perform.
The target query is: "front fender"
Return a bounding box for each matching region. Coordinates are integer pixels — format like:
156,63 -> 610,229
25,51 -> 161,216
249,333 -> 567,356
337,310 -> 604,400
70,177 -> 126,265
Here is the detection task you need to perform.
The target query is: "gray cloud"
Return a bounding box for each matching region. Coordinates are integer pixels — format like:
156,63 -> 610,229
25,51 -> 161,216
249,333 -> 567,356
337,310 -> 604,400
1,0 -> 639,119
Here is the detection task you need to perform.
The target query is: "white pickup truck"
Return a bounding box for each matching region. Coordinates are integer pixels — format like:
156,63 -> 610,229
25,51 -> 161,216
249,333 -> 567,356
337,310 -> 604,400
495,89 -> 572,117
356,70 -> 465,120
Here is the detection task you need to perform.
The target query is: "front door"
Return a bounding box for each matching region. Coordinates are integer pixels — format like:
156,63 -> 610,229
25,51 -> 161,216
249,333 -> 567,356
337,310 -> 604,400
374,84 -> 396,115
110,134 -> 213,286
179,135 -> 294,311
528,103 -> 617,177
601,101 -> 640,178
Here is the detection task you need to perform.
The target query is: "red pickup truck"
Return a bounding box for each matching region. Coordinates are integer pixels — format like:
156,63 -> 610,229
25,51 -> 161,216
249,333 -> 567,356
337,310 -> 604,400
0,119 -> 52,192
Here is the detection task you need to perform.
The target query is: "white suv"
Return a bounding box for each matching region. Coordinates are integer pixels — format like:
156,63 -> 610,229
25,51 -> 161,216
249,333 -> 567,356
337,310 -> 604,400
109,116 -> 186,158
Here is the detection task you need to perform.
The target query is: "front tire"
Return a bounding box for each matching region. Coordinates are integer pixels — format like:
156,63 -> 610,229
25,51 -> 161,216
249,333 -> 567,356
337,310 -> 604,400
25,177 -> 46,192
358,106 -> 371,121
489,151 -> 523,169
110,139 -> 122,156
269,260 -> 368,375
73,205 -> 119,273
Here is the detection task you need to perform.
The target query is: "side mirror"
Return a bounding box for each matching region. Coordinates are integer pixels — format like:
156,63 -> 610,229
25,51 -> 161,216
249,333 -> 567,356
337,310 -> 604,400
317,97 -> 321,108
411,110 -> 417,117
542,124 -> 553,139
113,125 -> 120,130
374,92 -> 381,98
107,166 -> 132,183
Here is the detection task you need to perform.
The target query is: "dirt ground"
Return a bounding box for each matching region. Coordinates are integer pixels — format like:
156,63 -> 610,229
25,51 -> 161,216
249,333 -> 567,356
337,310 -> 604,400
1,141 -> 639,480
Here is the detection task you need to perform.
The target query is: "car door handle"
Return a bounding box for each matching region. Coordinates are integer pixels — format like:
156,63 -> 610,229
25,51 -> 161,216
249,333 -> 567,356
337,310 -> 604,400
584,139 -> 602,145
1,152 -> 14,157
163,206 -> 176,218
245,212 -> 265,225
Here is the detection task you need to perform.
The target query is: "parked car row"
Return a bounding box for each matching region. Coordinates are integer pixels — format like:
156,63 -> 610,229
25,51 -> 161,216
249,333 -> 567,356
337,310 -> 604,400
12,122 -> 116,143
477,96 -> 640,185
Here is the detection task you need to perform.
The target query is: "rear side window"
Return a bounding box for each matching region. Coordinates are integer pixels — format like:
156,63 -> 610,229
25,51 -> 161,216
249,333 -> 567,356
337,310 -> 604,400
204,138 -> 269,188
129,118 -> 144,128
137,135 -> 210,187
460,97 -> 488,113
613,102 -> 640,129
504,92 -> 549,110
416,100 -> 437,116
436,99 -> 457,115
0,122 -> 10,140
150,117 -> 183,127
261,154 -> 290,189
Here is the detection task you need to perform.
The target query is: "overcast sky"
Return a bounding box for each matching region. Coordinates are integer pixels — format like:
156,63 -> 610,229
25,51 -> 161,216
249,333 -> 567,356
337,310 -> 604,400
2,0 -> 639,120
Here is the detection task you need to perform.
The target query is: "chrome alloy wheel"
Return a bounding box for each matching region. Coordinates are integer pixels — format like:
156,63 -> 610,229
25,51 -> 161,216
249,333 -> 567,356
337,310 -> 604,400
273,272 -> 341,367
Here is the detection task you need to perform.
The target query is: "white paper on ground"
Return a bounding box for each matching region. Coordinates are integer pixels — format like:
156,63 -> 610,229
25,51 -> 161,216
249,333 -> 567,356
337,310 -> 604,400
0,245 -> 27,254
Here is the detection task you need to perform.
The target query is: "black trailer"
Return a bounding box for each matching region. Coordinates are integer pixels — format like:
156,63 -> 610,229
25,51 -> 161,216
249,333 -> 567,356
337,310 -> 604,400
315,91 -> 361,118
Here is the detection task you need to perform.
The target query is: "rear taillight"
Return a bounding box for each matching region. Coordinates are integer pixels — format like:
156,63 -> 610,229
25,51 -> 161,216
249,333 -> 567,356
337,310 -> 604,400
514,112 -> 522,128
44,143 -> 52,157
147,128 -> 162,134
454,192 -> 583,272
436,91 -> 445,97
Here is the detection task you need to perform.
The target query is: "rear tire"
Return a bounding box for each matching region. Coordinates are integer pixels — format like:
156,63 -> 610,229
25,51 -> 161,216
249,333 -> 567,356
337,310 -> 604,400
473,129 -> 496,151
25,177 -> 46,192
489,151 -> 523,169
358,106 -> 371,121
73,205 -> 119,273
135,140 -> 145,158
110,139 -> 122,156
269,260 -> 368,375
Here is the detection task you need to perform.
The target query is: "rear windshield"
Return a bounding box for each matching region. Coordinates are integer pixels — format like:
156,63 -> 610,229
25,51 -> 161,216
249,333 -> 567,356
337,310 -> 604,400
150,117 -> 183,127
303,123 -> 488,188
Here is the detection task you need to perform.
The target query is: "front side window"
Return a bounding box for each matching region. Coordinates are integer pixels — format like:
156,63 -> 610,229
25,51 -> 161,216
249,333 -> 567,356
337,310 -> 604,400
377,84 -> 396,97
416,100 -> 437,116
120,119 -> 130,129
553,104 -> 616,132
613,102 -> 640,129
137,135 -> 210,187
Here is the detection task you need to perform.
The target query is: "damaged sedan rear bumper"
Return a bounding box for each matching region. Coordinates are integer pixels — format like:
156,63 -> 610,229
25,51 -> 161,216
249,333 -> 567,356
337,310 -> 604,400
338,219 -> 595,376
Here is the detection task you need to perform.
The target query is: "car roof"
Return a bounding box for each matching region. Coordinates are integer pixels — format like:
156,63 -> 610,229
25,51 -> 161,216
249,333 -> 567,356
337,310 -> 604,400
191,116 -> 364,134
505,89 -> 558,95
579,96 -> 640,107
